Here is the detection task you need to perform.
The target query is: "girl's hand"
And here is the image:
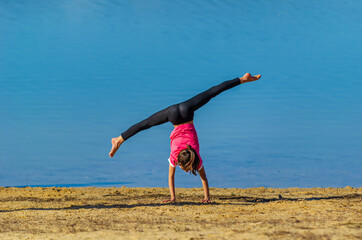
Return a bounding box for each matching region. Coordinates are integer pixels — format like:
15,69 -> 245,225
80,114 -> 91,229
162,198 -> 176,203
201,198 -> 212,203
240,73 -> 261,84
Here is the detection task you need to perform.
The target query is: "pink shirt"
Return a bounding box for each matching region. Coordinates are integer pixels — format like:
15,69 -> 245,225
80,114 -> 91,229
168,123 -> 203,170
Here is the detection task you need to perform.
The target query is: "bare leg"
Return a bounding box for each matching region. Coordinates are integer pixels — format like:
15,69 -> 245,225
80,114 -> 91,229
109,135 -> 124,158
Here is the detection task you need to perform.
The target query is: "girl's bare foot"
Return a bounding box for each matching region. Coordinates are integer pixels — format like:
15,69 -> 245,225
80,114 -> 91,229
240,73 -> 261,84
162,198 -> 176,203
109,136 -> 124,157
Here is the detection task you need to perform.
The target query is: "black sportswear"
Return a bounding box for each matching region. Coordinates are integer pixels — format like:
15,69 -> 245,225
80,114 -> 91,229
121,78 -> 241,141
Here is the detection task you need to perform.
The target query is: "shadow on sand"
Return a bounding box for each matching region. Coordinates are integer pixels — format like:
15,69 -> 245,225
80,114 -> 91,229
0,201 -> 219,213
218,193 -> 361,203
0,194 -> 360,213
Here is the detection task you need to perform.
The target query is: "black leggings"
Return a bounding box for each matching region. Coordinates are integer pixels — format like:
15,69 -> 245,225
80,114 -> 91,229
121,78 -> 241,140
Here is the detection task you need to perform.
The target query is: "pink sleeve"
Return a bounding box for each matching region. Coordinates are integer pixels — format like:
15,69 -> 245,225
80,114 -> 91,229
168,154 -> 177,167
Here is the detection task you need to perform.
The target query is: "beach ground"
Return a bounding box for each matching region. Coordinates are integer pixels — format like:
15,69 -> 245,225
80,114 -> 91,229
0,187 -> 361,239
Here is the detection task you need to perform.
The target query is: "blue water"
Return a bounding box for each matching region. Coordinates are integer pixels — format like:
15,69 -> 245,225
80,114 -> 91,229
0,0 -> 361,188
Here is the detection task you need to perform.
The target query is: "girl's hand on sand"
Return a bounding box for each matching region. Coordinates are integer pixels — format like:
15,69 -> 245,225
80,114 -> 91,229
240,73 -> 261,84
201,198 -> 212,203
162,198 -> 176,203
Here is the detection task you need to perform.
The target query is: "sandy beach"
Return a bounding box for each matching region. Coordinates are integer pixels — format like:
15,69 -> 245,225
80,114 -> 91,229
0,186 -> 360,239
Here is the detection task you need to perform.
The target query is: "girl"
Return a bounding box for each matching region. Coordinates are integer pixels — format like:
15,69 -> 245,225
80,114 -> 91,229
109,73 -> 261,203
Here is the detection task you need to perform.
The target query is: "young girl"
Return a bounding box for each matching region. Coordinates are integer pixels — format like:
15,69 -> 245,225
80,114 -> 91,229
109,73 -> 261,203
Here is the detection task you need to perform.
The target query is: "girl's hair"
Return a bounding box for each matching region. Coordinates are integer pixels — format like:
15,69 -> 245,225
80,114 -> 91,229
177,145 -> 200,176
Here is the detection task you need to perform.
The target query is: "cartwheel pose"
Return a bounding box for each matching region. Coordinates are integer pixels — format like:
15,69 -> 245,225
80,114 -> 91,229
109,73 -> 261,203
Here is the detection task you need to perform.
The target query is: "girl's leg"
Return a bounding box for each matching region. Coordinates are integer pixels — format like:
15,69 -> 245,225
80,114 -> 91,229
109,105 -> 172,157
181,78 -> 241,112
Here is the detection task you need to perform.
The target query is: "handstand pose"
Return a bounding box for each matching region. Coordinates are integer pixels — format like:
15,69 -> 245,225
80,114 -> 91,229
109,73 -> 261,203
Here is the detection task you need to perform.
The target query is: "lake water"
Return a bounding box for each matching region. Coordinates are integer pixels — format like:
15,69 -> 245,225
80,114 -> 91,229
0,0 -> 361,188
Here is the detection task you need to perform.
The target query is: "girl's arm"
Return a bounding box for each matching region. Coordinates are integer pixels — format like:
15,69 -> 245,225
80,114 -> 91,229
198,167 -> 211,203
163,165 -> 176,203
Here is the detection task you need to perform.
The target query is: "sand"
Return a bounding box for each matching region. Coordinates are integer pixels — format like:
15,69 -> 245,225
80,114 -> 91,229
0,186 -> 361,239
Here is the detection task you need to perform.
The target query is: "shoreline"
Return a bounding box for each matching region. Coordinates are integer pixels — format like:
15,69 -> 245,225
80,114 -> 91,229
3,184 -> 361,188
1,187 -> 361,239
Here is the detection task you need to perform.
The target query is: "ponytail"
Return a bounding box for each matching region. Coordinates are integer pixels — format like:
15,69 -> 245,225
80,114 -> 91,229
177,145 -> 200,176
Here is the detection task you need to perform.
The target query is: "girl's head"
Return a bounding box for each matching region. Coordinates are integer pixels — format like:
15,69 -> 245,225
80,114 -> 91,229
177,145 -> 199,176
